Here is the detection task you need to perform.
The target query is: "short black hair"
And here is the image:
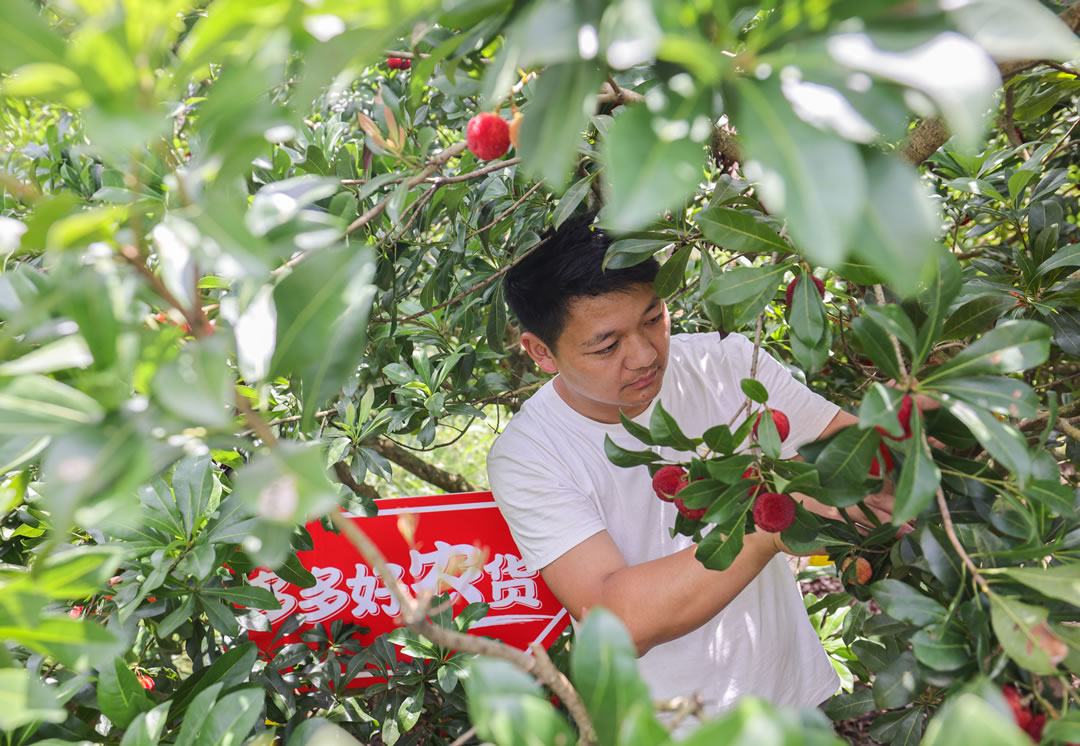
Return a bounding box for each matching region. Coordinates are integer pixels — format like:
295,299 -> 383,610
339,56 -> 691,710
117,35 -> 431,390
504,213 -> 660,351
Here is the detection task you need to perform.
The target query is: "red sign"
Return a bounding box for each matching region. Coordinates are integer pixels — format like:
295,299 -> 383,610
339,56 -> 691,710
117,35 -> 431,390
246,492 -> 570,685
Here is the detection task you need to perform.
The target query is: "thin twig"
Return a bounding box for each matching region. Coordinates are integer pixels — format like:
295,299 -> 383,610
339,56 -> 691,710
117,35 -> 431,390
934,482 -> 989,595
465,180 -> 545,240
329,511 -> 597,744
1042,115 -> 1080,164
235,391 -> 279,446
448,726 -> 477,746
119,245 -> 208,335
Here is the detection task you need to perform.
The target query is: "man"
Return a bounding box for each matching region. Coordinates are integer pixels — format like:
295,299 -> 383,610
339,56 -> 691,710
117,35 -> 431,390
486,214 -> 892,717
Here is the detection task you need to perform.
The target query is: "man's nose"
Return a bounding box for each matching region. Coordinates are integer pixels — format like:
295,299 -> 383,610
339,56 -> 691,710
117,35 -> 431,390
625,333 -> 658,369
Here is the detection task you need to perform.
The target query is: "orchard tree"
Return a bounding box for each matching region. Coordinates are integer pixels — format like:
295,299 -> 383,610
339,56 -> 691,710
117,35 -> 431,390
1,1 -> 1080,745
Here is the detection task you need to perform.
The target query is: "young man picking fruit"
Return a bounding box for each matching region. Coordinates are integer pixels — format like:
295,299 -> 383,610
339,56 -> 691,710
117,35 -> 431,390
486,214 -> 898,721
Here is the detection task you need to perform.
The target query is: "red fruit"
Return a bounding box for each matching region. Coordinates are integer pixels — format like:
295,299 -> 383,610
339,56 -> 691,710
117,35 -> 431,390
1001,685 -> 1032,731
69,606 -> 83,618
1025,714 -> 1045,742
652,465 -> 687,502
742,467 -> 765,498
108,575 -> 122,587
386,57 -> 411,70
466,113 -> 510,161
869,442 -> 895,478
875,395 -> 913,441
752,492 -> 796,533
675,497 -> 707,521
136,673 -> 154,691
784,275 -> 825,307
753,409 -> 790,443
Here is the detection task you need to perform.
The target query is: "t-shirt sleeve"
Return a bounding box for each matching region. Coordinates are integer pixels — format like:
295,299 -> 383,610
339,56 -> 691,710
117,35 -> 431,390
486,432 -> 607,573
715,333 -> 840,459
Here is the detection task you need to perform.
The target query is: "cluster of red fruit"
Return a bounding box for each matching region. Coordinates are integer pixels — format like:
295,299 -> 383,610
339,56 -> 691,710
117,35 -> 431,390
465,111 -> 523,161
651,408 -> 797,533
1001,685 -> 1058,743
385,57 -> 411,70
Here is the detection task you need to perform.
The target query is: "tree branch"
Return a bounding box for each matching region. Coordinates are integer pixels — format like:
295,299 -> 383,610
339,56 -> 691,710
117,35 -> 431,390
333,460 -> 382,502
363,437 -> 479,494
328,511 -> 597,744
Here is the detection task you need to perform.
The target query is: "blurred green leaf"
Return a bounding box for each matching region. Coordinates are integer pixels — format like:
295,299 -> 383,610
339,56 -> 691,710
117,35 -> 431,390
97,657 -> 154,728
463,659 -> 574,746
923,320 -> 1051,383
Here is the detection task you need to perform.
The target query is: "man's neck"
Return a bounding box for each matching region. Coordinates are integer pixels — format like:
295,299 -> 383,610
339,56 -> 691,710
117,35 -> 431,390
552,376 -> 650,424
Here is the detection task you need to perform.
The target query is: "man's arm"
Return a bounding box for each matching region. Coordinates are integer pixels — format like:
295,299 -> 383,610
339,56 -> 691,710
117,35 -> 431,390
539,528 -> 782,657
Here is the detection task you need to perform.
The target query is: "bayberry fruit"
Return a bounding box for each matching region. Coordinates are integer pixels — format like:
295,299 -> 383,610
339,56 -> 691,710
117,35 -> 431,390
466,113 -> 510,161
753,409 -> 790,443
136,673 -> 154,690
675,497 -> 706,521
1002,685 -> 1033,730
784,275 -> 825,308
742,466 -> 766,498
386,57 -> 411,70
69,606 -> 83,618
652,465 -> 687,502
842,556 -> 872,585
752,492 -> 796,533
869,442 -> 894,478
876,395 -> 913,441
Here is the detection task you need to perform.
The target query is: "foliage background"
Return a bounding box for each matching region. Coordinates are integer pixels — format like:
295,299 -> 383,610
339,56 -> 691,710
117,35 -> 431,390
2,0 -> 1080,745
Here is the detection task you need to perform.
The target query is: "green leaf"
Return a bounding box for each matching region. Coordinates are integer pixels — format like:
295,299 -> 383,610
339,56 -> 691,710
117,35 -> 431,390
174,684 -> 224,746
811,426 -> 878,488
892,411 -> 941,523
195,687 -> 263,746
851,316 -> 903,381
270,245 -> 376,430
790,271 -> 828,345
871,580 -> 946,626
994,565 -> 1080,607
695,206 -> 789,254
0,375 -> 105,435
822,689 -> 877,721
911,622 -> 969,672
1043,711 -> 1080,743
653,244 -> 693,298
989,595 -> 1064,675
704,263 -> 790,307
849,153 -> 940,297
740,378 -> 769,404
603,435 -> 660,467
201,585 -> 281,610
230,441 -> 340,526
464,659 -> 574,746
922,692 -> 1032,746
856,382 -> 904,433
519,62 -> 604,190
695,518 -> 746,571
1023,479 -> 1076,515
551,174 -> 592,229
941,295 -> 1019,341
948,0 -> 1080,65
153,334 -> 233,429
0,668 -> 66,731
1034,242 -> 1080,277
97,657 -> 154,729
120,701 -> 172,746
932,377 -> 1037,419
173,453 -> 214,540
872,651 -> 921,709
570,608 -> 652,746
861,305 -> 917,356
0,0 -> 68,70
603,237 -> 672,270
648,400 -> 699,451
913,248 -> 963,369
619,411 -> 656,446
0,616 -> 124,672
602,88 -> 709,231
944,399 -> 1031,484
922,320 -> 1052,383
171,644 -> 257,720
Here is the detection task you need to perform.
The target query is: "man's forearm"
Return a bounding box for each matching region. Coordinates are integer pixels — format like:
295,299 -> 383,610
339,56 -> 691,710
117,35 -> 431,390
594,532 -> 779,657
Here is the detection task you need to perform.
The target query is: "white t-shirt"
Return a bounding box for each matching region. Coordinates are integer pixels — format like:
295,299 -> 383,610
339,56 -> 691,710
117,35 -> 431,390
486,332 -> 842,715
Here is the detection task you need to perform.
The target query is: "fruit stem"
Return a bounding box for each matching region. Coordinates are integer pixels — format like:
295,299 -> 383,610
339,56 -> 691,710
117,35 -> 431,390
872,284 -> 911,389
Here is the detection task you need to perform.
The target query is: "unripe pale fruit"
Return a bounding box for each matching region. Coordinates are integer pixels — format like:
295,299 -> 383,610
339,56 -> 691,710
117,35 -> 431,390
466,113 -> 510,161
784,275 -> 825,307
675,496 -> 706,521
876,395 -> 914,441
652,465 -> 687,502
842,556 -> 872,585
753,409 -> 790,443
752,492 -> 795,533
508,111 -> 523,150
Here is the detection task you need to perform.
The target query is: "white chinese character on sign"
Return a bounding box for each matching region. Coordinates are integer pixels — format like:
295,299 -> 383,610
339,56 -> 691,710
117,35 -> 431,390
249,569 -> 299,624
345,562 -> 403,618
409,541 -> 484,605
297,566 -> 349,623
483,553 -> 541,609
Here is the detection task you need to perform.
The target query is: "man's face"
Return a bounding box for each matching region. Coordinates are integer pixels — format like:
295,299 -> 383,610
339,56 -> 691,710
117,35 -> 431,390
524,283 -> 671,423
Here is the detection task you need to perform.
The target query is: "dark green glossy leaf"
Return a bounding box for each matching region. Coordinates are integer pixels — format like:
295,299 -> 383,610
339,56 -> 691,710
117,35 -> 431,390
941,295 -> 1017,340
922,320 -> 1052,383
604,435 -> 660,467
695,206 -> 789,254
654,244 -> 693,298
704,264 -> 790,307
932,376 -> 1037,419
893,411 -> 940,523
695,517 -> 746,571
97,657 -> 154,729
871,580 -> 945,625
872,651 -> 920,709
740,377 -> 769,404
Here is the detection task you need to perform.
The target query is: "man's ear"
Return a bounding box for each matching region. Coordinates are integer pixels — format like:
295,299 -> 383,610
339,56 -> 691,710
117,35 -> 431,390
520,332 -> 559,375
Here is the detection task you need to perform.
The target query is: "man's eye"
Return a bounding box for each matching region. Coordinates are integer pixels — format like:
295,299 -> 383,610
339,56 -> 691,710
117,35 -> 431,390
594,342 -> 617,355
646,313 -> 663,325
